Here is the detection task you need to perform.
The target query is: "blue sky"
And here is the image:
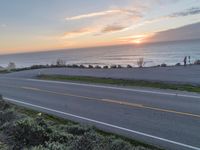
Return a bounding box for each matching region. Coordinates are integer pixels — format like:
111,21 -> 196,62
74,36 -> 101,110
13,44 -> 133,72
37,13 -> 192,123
0,0 -> 200,54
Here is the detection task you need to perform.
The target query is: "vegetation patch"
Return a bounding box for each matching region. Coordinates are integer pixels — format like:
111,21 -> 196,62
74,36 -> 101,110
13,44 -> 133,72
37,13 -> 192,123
0,98 -> 162,150
38,75 -> 200,93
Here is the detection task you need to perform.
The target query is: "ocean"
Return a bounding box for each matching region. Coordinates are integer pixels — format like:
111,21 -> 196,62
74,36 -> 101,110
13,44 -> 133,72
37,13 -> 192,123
0,39 -> 200,68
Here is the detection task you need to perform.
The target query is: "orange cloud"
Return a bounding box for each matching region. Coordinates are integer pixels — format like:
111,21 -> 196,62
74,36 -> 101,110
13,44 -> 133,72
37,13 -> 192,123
101,25 -> 126,33
62,27 -> 97,39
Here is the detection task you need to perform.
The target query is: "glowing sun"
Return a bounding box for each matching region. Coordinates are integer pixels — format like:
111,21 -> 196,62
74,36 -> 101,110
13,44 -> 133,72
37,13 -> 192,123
134,40 -> 142,44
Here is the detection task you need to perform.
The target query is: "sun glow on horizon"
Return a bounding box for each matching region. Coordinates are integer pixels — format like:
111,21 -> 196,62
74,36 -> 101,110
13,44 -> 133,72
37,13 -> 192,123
120,33 -> 155,45
132,39 -> 142,44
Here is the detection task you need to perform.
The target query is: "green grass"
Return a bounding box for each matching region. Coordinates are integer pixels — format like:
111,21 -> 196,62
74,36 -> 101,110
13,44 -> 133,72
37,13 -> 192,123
16,105 -> 156,148
38,75 -> 200,93
0,99 -> 163,150
0,70 -> 10,74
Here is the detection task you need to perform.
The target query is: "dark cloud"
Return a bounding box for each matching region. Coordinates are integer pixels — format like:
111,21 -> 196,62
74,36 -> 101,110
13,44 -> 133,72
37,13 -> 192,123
101,25 -> 126,33
148,22 -> 200,43
170,7 -> 200,17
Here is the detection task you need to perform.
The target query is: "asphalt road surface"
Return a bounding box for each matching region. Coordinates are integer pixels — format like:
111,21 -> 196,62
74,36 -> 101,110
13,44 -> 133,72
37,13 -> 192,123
0,77 -> 200,150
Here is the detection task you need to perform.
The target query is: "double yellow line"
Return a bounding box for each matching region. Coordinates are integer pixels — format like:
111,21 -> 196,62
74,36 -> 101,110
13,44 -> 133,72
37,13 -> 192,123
21,86 -> 200,119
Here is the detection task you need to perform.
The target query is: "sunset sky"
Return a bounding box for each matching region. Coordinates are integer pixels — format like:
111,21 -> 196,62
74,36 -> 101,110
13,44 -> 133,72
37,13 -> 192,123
0,0 -> 200,54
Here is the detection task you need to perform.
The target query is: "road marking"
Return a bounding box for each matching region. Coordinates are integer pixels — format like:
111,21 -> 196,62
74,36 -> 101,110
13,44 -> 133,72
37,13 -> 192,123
1,77 -> 200,99
26,78 -> 200,99
3,97 -> 200,150
22,86 -> 200,119
22,86 -> 40,91
101,99 -> 143,107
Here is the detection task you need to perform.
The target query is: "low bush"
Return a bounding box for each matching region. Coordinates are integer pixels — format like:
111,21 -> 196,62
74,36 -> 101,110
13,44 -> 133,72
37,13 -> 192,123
0,99 -> 10,111
117,65 -> 122,68
137,58 -> 145,68
65,125 -> 91,135
0,141 -> 9,150
108,139 -> 133,150
0,110 -> 16,126
110,65 -> 117,68
88,65 -> 94,68
194,60 -> 200,65
27,142 -> 68,150
127,65 -> 132,68
95,65 -> 101,69
48,129 -> 74,144
0,100 -> 160,150
161,63 -> 167,67
79,65 -> 85,68
71,64 -> 79,68
175,63 -> 181,66
56,59 -> 66,67
71,131 -> 105,150
10,117 -> 51,149
103,65 -> 109,69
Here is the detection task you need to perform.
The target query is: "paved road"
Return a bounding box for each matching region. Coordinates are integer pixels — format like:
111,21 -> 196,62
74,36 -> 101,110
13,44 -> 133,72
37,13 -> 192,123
0,77 -> 200,150
3,65 -> 200,85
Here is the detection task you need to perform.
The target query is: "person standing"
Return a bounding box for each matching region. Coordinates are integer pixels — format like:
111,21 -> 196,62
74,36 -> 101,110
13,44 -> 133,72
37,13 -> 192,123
188,56 -> 191,65
184,56 -> 187,66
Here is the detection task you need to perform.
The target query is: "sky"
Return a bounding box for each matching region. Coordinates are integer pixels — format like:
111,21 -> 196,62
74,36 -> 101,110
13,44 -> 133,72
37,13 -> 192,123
0,0 -> 200,54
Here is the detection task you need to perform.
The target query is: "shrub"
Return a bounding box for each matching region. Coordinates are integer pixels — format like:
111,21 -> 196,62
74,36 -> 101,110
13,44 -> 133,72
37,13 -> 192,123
194,60 -> 200,65
0,110 -> 16,126
161,63 -> 167,67
110,65 -> 117,69
95,65 -> 101,69
66,125 -> 91,135
175,63 -> 181,66
137,58 -> 145,68
79,65 -> 85,68
103,66 -> 108,69
71,64 -> 79,68
28,141 -> 69,150
127,65 -> 132,68
108,139 -> 132,150
30,65 -> 48,70
49,130 -> 74,144
44,141 -> 68,150
0,100 -> 10,111
11,117 -> 52,149
117,65 -> 122,68
56,59 -> 66,66
7,62 -> 16,70
88,65 -> 93,68
71,131 -> 104,150
0,141 -> 9,150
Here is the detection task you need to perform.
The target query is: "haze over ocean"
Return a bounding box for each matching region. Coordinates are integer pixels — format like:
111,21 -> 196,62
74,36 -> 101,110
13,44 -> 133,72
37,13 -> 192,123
0,39 -> 200,68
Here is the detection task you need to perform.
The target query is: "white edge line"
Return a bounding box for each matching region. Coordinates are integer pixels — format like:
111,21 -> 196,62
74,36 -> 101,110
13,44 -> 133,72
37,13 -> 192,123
26,78 -> 200,99
3,97 -> 200,150
1,77 -> 200,99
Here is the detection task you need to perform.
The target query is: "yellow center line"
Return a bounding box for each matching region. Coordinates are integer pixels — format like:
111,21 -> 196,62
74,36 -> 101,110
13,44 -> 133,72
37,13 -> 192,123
19,86 -> 200,119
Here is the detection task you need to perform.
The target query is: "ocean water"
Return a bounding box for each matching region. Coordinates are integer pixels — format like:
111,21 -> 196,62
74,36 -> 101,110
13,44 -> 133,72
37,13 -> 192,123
0,39 -> 200,68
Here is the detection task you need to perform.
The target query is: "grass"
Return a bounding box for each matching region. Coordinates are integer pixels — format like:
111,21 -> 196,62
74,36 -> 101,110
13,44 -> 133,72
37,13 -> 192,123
0,70 -> 10,74
0,98 -> 163,150
38,75 -> 200,93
